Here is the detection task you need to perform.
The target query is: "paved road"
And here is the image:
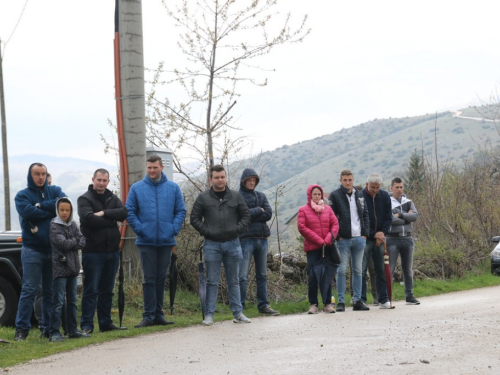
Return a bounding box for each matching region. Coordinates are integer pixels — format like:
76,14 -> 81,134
4,286 -> 500,375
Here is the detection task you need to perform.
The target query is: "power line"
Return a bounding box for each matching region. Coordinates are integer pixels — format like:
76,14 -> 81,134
1,0 -> 30,58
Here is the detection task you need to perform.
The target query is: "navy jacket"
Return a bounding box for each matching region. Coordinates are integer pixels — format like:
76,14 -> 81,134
362,187 -> 393,240
15,164 -> 66,252
238,168 -> 272,239
126,173 -> 187,247
328,185 -> 369,239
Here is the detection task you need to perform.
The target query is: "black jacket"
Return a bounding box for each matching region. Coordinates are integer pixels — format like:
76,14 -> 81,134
77,185 -> 128,253
328,186 -> 369,239
190,187 -> 251,242
239,168 -> 272,239
362,188 -> 393,240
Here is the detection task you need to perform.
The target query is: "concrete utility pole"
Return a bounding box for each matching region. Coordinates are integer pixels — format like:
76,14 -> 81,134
0,40 -> 11,231
118,0 -> 146,274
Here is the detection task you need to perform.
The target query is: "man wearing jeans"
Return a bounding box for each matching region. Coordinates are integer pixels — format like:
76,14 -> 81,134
329,170 -> 370,312
361,173 -> 393,309
14,163 -> 66,341
387,177 -> 420,305
190,165 -> 251,326
126,155 -> 187,328
238,168 -> 279,316
78,168 -> 128,333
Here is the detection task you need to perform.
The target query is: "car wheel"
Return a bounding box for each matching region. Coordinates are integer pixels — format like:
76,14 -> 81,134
0,276 -> 19,326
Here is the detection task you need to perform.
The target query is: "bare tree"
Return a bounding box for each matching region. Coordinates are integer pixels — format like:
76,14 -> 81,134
146,0 -> 309,189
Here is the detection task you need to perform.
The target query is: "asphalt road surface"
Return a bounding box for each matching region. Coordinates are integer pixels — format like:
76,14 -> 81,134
4,285 -> 500,375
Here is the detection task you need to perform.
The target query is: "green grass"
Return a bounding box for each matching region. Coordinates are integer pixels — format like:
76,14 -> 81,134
1,267 -> 499,369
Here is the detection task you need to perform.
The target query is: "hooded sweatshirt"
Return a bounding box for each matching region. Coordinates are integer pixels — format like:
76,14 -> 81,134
238,168 -> 272,239
15,163 -> 66,252
297,184 -> 339,252
49,198 -> 85,279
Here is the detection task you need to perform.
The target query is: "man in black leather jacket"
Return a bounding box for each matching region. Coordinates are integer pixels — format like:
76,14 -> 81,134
190,165 -> 250,326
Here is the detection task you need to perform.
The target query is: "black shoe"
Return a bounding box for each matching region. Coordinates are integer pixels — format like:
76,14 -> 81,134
100,323 -> 128,332
39,329 -> 49,339
134,319 -> 154,328
336,303 -> 345,312
353,301 -> 370,311
406,295 -> 420,305
68,330 -> 91,339
153,316 -> 175,326
14,329 -> 28,341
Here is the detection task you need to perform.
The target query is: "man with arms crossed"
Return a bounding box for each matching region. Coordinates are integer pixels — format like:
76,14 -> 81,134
78,168 -> 128,333
329,170 -> 370,311
14,163 -> 66,340
238,168 -> 279,316
387,177 -> 420,305
191,165 -> 251,326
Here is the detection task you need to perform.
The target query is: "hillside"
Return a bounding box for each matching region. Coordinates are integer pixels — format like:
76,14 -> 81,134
230,107 -> 500,240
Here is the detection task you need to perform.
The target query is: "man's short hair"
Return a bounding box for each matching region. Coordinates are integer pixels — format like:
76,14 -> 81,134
210,164 -> 225,178
93,168 -> 110,178
30,162 -> 46,170
366,173 -> 383,185
340,169 -> 353,178
391,177 -> 403,186
147,154 -> 163,165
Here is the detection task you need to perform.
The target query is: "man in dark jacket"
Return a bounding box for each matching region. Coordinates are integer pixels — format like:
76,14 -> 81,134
329,169 -> 370,312
238,168 -> 279,316
361,173 -> 393,308
14,163 -> 66,341
78,168 -> 128,333
126,155 -> 187,328
191,165 -> 251,326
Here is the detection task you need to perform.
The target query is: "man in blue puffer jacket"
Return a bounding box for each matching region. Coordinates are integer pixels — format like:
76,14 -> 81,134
126,155 -> 186,328
238,168 -> 279,316
14,163 -> 66,341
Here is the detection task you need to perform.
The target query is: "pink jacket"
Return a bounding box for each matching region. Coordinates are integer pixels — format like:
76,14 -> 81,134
298,184 -> 339,252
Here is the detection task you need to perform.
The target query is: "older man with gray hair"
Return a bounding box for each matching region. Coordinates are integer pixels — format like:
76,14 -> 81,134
361,173 -> 393,309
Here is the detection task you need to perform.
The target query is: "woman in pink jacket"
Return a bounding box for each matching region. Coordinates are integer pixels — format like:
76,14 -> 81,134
298,184 -> 339,314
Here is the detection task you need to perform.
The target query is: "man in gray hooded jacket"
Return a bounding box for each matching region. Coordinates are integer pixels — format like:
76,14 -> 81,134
387,177 -> 420,305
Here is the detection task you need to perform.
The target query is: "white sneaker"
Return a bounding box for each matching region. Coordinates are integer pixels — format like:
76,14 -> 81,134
202,316 -> 214,326
379,301 -> 391,309
233,313 -> 251,323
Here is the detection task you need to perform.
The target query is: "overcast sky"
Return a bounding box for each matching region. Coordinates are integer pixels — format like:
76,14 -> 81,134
1,0 -> 499,167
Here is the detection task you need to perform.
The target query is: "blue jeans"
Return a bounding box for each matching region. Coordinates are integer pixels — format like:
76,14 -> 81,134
336,237 -> 366,303
80,251 -> 120,331
361,240 -> 389,304
204,239 -> 243,318
387,237 -> 415,298
15,246 -> 53,332
239,238 -> 269,310
138,246 -> 172,322
50,276 -> 77,336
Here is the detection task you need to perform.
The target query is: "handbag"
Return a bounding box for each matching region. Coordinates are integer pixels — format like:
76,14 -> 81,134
327,231 -> 341,264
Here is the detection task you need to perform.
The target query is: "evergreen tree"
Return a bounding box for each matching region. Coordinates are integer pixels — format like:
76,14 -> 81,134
405,149 -> 424,192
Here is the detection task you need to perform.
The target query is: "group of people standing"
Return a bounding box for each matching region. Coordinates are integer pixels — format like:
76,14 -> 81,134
14,157 -> 279,341
13,158 -> 418,342
298,169 -> 419,314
